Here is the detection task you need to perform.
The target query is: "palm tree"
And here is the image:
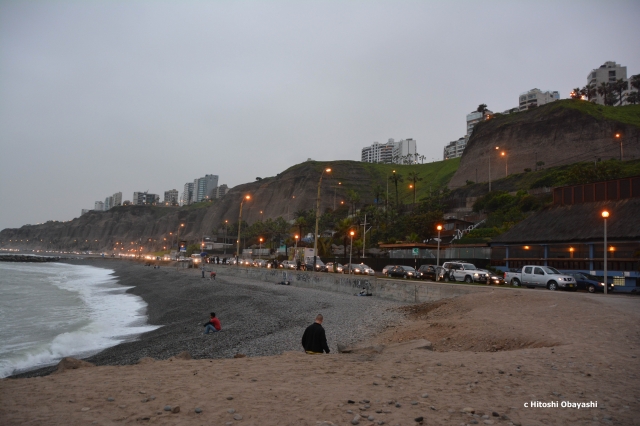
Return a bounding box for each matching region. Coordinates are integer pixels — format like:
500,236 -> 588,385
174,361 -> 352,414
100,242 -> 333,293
420,155 -> 426,164
477,104 -> 488,114
388,172 -> 404,206
407,171 -> 423,204
346,190 -> 361,216
614,79 -> 628,106
570,88 -> 583,99
626,91 -> 639,105
582,83 -> 597,102
630,74 -> 640,92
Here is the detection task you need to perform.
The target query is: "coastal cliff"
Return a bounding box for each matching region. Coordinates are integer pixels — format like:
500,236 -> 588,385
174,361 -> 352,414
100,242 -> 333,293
448,100 -> 640,189
0,160 -> 458,252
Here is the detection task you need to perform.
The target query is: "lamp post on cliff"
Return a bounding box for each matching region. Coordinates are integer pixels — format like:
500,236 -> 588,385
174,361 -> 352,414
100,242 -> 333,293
489,146 -> 499,192
615,133 -> 623,161
602,210 -> 609,294
349,230 -> 355,274
313,167 -> 332,271
223,220 -> 229,254
236,195 -> 251,266
501,151 -> 508,177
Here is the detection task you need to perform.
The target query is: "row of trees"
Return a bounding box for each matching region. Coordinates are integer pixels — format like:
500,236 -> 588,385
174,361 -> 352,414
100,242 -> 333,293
570,74 -> 640,105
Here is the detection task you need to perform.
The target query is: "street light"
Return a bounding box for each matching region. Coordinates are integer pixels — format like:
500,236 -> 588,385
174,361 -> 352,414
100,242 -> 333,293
223,220 -> 229,254
236,195 -> 251,266
615,133 -> 623,161
333,182 -> 342,210
349,230 -> 355,274
602,210 -> 609,294
259,237 -> 263,259
501,151 -> 508,177
489,147 -> 499,192
294,234 -> 299,262
386,170 -> 395,210
436,225 -> 442,280
313,167 -> 331,271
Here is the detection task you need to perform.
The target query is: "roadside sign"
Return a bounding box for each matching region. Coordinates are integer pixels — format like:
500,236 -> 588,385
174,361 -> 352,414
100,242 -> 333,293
412,248 -> 419,256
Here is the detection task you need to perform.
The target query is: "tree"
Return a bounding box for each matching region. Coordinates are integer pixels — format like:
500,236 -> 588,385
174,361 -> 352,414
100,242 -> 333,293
630,74 -> 640,92
388,172 -> 404,206
372,184 -> 384,207
407,171 -> 423,204
570,87 -> 583,99
477,104 -> 488,114
582,83 -> 597,102
346,189 -> 361,216
613,79 -> 628,106
626,91 -> 639,105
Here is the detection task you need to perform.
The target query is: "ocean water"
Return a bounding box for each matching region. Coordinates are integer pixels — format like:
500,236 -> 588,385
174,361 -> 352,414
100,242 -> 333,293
0,262 -> 160,378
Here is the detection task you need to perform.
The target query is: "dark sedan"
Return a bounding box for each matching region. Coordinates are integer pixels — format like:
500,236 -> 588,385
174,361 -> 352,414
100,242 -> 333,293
567,272 -> 614,293
387,265 -> 418,279
417,264 -> 441,281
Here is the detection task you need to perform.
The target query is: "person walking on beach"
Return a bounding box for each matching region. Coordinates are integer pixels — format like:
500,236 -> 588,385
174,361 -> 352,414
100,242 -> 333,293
301,314 -> 330,354
203,312 -> 222,334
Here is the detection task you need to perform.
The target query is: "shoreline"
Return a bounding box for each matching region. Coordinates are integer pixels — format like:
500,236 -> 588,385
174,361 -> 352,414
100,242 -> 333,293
11,258 -> 407,378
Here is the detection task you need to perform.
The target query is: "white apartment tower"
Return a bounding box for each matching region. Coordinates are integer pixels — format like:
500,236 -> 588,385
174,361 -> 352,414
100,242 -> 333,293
192,174 -> 219,203
112,192 -> 122,207
94,201 -> 104,211
518,88 -> 560,111
443,137 -> 468,160
587,61 -> 628,105
361,138 -> 417,164
182,182 -> 194,206
164,189 -> 179,205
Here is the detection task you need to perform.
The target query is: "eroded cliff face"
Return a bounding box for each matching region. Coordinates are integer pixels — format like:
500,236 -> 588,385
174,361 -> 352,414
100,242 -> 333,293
0,161 -> 392,252
448,101 -> 640,190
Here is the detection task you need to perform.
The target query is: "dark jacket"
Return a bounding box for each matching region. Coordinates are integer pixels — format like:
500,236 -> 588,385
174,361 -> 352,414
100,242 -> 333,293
301,322 -> 330,353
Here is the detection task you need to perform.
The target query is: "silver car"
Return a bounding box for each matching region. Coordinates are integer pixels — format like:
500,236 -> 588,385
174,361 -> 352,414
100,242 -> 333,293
344,263 -> 375,275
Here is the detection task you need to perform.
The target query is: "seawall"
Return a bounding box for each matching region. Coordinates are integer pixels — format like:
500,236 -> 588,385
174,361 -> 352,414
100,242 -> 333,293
216,266 -> 493,304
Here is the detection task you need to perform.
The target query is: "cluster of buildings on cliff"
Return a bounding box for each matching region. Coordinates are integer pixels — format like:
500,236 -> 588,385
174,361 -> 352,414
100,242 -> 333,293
359,61 -> 636,164
81,174 -> 230,216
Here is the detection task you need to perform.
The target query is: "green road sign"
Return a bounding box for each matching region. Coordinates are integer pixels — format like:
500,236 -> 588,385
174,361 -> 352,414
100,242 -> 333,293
412,248 -> 419,256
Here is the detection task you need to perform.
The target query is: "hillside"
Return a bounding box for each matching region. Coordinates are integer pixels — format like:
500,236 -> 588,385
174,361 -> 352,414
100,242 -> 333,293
0,159 -> 459,252
448,100 -> 640,189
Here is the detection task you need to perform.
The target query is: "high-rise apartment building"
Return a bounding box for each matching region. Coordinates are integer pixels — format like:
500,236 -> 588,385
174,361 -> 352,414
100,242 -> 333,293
133,192 -> 159,205
361,138 -> 417,164
94,201 -> 104,211
112,192 -> 122,207
104,196 -> 113,211
587,61 -> 629,105
81,209 -> 91,216
164,189 -> 179,205
443,137 -> 468,160
213,184 -> 229,199
192,174 -> 219,203
182,183 -> 194,206
518,88 -> 560,111
466,110 -> 493,136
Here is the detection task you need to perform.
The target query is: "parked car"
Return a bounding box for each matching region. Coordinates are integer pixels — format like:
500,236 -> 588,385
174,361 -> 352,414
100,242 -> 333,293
344,263 -> 375,275
280,260 -> 297,270
478,269 -> 505,285
441,261 -> 489,283
382,265 -> 396,275
253,259 -> 268,268
325,262 -> 344,273
567,272 -> 614,293
507,265 -> 576,291
304,258 -> 327,272
417,264 -> 441,281
387,265 -> 418,279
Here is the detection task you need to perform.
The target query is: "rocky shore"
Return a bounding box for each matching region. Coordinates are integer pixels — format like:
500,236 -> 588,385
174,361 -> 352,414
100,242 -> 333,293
13,258 -> 406,378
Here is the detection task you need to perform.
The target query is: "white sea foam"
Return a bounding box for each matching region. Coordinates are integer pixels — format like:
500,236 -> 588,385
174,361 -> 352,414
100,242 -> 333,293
0,262 -> 160,377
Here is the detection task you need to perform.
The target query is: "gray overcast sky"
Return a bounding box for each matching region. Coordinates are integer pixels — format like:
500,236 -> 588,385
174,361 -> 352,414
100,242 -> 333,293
1,1 -> 639,230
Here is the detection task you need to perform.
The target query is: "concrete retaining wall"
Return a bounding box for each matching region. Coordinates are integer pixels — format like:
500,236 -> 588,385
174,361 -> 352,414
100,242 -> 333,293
216,266 -> 493,304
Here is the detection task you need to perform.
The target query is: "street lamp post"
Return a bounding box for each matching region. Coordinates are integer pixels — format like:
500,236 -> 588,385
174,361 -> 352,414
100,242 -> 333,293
259,237 -> 263,259
294,234 -> 299,262
501,151 -> 508,176
602,210 -> 609,294
333,182 -> 341,210
236,195 -> 251,267
349,230 -> 355,274
386,170 -> 395,210
223,220 -> 228,254
313,167 -> 332,271
489,147 -> 499,192
615,133 -> 623,161
436,225 -> 442,281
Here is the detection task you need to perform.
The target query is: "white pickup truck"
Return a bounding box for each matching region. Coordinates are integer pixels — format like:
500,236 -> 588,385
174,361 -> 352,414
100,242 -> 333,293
504,265 -> 576,291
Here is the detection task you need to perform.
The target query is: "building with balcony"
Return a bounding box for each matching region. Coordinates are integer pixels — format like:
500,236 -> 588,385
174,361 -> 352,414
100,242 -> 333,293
94,201 -> 104,211
182,183 -> 194,206
518,88 -> 560,111
443,136 -> 468,160
361,138 -> 417,164
587,61 -> 629,105
133,192 -> 159,205
466,110 -> 493,136
164,189 -> 179,206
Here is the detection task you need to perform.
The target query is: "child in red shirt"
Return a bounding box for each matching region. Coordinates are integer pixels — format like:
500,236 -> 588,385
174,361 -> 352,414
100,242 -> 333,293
203,312 -> 222,334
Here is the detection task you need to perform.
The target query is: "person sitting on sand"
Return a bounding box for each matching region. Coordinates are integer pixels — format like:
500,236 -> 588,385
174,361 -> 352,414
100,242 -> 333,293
301,314 -> 330,354
203,312 -> 222,334
210,271 -> 216,280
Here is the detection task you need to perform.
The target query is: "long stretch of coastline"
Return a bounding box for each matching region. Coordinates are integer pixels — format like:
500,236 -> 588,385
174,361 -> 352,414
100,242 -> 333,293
12,258 -> 405,378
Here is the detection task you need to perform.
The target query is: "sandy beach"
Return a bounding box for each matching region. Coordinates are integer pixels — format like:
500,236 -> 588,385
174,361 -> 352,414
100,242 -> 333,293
1,259 -> 639,425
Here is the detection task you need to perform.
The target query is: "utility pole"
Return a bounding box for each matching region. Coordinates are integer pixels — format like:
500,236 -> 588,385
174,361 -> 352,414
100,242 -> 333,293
361,214 -> 369,258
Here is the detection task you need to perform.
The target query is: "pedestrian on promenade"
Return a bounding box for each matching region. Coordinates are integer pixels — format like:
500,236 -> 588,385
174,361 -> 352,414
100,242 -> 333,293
203,312 -> 222,334
301,314 -> 330,354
